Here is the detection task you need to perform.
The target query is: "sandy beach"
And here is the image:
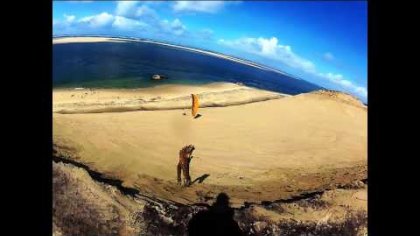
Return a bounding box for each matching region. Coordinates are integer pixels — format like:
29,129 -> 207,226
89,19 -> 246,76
53,82 -> 367,206
53,82 -> 288,114
53,36 -> 128,44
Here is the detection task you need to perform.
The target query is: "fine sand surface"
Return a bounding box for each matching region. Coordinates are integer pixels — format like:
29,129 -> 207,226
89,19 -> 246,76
53,83 -> 367,207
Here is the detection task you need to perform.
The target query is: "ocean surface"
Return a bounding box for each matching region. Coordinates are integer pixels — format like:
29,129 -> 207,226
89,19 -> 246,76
53,38 -> 322,95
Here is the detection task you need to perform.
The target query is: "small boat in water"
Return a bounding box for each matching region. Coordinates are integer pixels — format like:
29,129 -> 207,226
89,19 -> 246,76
151,74 -> 168,80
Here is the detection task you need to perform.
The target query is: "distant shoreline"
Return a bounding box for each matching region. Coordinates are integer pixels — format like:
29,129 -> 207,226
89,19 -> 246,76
52,35 -> 301,79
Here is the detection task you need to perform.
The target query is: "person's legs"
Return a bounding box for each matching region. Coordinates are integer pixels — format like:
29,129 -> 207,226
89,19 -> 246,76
177,163 -> 182,185
183,164 -> 191,186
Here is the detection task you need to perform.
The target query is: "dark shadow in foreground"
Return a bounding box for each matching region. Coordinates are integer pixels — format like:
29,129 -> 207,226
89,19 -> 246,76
194,114 -> 202,119
191,174 -> 210,185
188,192 -> 243,236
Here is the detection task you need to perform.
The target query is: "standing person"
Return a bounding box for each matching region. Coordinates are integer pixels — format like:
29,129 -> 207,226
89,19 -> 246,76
177,145 -> 195,186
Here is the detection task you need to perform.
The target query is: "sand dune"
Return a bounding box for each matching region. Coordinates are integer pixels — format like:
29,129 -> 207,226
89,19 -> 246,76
53,83 -> 366,206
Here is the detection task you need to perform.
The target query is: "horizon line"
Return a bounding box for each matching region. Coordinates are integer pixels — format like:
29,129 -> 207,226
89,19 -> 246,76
52,34 -> 309,83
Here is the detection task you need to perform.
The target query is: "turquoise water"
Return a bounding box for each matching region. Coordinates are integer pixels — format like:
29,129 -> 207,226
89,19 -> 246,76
53,39 -> 322,95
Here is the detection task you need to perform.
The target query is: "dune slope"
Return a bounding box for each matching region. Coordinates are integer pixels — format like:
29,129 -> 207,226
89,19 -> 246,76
53,86 -> 367,206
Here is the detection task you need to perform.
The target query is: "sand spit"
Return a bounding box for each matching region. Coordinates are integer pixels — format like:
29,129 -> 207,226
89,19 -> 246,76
53,36 -> 128,44
53,83 -> 288,114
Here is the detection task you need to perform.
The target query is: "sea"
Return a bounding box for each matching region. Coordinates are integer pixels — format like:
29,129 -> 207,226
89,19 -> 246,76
53,37 -> 322,95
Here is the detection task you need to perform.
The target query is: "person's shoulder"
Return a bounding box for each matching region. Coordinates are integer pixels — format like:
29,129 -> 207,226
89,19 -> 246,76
189,209 -> 210,224
194,210 -> 208,217
188,210 -> 213,235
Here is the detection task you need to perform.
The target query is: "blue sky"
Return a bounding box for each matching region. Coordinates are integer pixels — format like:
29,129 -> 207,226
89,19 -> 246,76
53,1 -> 367,102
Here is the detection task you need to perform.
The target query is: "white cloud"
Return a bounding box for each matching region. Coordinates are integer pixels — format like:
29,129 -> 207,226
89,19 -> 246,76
173,1 -> 229,13
115,2 -> 159,26
136,5 -> 159,20
56,2 -> 188,37
323,52 -> 334,61
53,15 -> 75,29
79,12 -> 114,28
354,87 -> 367,98
319,72 -> 367,98
219,37 -> 316,73
258,37 -> 278,56
64,14 -> 76,23
160,18 -> 187,36
115,1 -> 139,17
172,20 -> 186,35
56,1 -> 198,39
171,18 -> 185,29
321,72 -> 344,82
219,36 -> 366,99
112,16 -> 148,30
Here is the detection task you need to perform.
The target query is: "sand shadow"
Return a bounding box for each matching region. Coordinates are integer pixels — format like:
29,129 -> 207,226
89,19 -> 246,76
188,193 -> 242,236
194,114 -> 202,119
191,174 -> 210,185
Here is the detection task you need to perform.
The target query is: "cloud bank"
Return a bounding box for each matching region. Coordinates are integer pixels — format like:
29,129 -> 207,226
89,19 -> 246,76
219,36 -> 367,99
219,37 -> 316,73
173,1 -> 231,13
54,2 -> 188,38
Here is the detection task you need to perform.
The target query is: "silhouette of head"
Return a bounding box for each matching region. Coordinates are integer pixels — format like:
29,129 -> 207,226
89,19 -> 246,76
188,192 -> 242,236
214,192 -> 230,207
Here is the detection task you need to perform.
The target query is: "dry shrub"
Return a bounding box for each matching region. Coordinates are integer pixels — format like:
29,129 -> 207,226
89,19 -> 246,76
53,163 -> 126,236
277,210 -> 367,236
235,207 -> 366,236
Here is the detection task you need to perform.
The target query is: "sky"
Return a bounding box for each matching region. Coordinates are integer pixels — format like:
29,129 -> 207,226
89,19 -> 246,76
53,1 -> 367,102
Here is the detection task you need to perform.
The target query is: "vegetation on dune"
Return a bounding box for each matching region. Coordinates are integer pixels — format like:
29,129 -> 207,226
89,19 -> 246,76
53,161 -> 367,236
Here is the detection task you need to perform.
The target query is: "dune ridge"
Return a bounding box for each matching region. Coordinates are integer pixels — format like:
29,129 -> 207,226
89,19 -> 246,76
307,90 -> 367,108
